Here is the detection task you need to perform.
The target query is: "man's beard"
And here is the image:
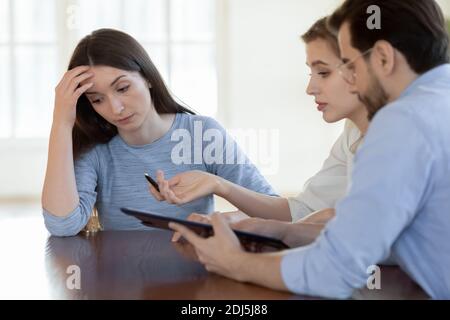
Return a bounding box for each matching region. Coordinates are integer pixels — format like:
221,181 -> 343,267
358,70 -> 389,121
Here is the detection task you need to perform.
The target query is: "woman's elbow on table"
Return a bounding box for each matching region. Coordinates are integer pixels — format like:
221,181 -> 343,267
42,206 -> 89,237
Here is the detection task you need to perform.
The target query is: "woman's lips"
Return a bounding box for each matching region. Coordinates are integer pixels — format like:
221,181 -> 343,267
317,103 -> 328,112
117,114 -> 134,124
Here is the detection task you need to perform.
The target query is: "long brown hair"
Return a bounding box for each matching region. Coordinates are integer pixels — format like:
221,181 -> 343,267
69,28 -> 194,159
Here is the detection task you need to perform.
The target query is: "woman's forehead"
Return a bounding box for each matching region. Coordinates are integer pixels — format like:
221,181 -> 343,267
88,66 -> 134,78
306,39 -> 339,65
81,66 -> 142,91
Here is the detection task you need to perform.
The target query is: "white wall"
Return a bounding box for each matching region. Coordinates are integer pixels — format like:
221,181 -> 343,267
437,0 -> 450,16
217,0 -> 343,195
0,140 -> 48,198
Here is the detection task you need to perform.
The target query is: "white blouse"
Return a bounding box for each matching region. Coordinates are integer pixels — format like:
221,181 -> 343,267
288,121 -> 363,221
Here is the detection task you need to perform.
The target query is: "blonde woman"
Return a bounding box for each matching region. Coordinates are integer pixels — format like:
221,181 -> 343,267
150,17 -> 369,242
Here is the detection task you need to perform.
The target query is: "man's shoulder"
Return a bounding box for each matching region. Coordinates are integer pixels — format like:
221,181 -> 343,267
375,84 -> 450,132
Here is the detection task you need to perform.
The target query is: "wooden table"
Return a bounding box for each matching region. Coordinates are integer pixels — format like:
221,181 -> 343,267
0,215 -> 428,300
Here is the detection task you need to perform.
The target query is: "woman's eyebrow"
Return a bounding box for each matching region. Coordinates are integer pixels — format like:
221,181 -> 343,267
86,75 -> 127,95
307,60 -> 329,67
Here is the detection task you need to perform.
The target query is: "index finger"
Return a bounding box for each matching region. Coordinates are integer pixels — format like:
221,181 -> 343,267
187,213 -> 211,224
66,65 -> 91,80
59,65 -> 91,89
171,231 -> 182,242
148,184 -> 164,201
156,170 -> 166,184
210,213 -> 236,238
68,65 -> 91,74
169,222 -> 203,247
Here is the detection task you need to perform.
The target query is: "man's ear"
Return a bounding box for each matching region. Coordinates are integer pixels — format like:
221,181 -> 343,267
372,40 -> 395,76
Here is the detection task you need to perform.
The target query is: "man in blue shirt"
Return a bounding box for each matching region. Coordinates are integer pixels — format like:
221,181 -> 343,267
169,0 -> 450,299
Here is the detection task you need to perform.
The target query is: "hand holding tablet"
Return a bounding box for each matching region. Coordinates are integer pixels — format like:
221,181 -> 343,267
121,207 -> 289,252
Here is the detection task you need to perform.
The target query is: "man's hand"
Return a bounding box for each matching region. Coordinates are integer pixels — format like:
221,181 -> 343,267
169,213 -> 246,281
171,210 -> 250,242
298,208 -> 335,224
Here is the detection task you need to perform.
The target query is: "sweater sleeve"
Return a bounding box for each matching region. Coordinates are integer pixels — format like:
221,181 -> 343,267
42,148 -> 99,236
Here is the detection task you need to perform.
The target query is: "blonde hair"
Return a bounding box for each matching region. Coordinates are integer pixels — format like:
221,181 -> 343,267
301,17 -> 340,56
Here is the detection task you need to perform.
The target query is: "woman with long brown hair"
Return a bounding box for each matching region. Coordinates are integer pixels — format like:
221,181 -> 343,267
41,28 -> 276,236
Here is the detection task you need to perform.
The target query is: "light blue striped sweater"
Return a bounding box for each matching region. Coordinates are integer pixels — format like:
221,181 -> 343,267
43,113 -> 276,236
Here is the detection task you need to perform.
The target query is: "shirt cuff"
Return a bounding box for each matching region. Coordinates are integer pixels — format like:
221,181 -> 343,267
280,242 -> 354,299
280,246 -> 310,294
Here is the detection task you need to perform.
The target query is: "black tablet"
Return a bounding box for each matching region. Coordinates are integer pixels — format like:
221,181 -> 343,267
121,207 -> 290,252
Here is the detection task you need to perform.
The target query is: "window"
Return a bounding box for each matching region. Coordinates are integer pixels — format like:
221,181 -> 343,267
0,0 -> 217,139
1,0 -> 58,138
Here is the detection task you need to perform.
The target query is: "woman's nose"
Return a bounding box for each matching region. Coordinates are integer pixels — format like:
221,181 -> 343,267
306,78 -> 319,96
110,99 -> 125,115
